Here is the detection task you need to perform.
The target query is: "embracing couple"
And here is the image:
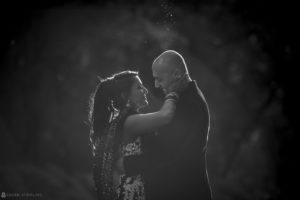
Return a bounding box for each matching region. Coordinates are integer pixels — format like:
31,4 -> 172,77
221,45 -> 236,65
89,50 -> 213,200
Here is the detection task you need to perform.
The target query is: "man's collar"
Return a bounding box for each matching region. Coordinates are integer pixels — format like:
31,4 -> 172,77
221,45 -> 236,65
179,80 -> 196,97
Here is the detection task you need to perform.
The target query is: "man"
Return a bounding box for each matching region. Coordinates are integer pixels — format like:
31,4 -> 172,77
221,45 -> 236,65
123,50 -> 212,200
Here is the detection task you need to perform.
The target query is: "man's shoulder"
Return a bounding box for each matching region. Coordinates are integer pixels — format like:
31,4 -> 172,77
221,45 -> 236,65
177,82 -> 209,120
181,81 -> 206,104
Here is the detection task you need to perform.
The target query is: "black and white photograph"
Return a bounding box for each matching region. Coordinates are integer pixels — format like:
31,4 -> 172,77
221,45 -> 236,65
0,0 -> 296,199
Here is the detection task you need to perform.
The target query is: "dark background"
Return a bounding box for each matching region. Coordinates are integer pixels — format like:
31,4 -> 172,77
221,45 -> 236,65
0,0 -> 296,199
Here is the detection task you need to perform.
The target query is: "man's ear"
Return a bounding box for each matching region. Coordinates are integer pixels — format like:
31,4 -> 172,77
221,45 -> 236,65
173,69 -> 182,79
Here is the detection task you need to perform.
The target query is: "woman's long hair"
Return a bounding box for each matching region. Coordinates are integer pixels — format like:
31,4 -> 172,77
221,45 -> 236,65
88,70 -> 139,200
88,70 -> 138,146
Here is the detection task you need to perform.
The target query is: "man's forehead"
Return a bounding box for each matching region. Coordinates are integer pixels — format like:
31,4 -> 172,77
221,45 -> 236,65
152,64 -> 165,74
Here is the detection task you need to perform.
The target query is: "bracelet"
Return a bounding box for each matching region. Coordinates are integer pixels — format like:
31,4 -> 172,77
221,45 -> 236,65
164,92 -> 179,102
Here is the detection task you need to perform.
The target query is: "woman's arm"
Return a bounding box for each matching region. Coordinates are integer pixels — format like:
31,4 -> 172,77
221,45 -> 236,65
123,93 -> 178,137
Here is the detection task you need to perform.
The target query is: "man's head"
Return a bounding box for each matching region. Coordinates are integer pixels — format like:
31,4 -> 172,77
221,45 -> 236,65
152,50 -> 190,94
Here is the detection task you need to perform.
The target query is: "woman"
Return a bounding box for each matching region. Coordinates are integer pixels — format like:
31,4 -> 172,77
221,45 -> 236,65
89,70 -> 179,200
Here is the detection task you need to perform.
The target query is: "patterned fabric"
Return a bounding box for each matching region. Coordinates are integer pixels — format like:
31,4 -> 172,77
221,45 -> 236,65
92,109 -> 125,200
92,108 -> 146,200
116,138 -> 146,200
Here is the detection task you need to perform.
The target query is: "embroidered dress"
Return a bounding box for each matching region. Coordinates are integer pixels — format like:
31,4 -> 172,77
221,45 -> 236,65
92,114 -> 121,200
116,137 -> 146,200
92,108 -> 146,200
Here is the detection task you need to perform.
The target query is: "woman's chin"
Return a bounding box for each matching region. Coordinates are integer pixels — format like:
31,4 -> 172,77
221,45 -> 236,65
138,100 -> 148,109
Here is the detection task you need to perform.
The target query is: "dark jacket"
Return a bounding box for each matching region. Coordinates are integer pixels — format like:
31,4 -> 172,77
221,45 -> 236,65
124,80 -> 212,200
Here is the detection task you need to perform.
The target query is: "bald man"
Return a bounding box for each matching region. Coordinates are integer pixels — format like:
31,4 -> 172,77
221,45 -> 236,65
152,50 -> 191,94
124,50 -> 212,200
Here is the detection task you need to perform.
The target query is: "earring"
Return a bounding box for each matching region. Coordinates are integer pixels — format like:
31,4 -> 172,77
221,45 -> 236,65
126,100 -> 131,108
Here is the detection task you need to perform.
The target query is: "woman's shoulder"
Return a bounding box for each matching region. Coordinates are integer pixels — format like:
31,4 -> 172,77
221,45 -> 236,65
114,108 -> 137,131
119,108 -> 137,121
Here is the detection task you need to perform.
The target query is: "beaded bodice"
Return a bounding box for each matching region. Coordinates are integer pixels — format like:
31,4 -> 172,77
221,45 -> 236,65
121,137 -> 142,157
116,138 -> 145,200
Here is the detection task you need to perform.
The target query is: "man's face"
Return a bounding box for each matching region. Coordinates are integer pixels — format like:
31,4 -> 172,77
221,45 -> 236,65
152,67 -> 175,94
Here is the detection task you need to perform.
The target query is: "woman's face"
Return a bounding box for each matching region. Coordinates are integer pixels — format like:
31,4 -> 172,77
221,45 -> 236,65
127,76 -> 148,110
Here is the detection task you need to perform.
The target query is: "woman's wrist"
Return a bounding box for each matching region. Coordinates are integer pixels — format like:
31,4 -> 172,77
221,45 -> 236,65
164,92 -> 179,102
